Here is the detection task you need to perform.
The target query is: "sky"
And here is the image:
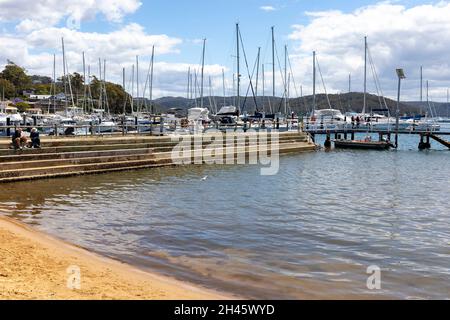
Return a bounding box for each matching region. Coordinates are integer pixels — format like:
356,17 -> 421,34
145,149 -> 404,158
0,0 -> 449,102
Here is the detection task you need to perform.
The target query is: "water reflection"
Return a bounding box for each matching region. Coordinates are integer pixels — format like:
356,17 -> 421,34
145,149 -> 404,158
1,133 -> 449,299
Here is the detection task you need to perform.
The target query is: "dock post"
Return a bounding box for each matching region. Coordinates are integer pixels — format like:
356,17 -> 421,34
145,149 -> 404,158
418,134 -> 431,150
419,134 -> 425,150
324,133 -> 331,148
6,117 -> 11,137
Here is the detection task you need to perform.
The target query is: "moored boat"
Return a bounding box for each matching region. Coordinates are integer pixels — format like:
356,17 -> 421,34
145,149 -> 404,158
334,137 -> 393,150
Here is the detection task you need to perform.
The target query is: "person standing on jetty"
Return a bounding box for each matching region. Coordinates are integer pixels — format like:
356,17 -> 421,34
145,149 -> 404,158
11,128 -> 28,150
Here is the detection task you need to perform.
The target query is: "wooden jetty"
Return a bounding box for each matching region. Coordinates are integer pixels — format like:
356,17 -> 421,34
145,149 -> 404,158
0,132 -> 316,183
304,128 -> 450,150
427,134 -> 450,149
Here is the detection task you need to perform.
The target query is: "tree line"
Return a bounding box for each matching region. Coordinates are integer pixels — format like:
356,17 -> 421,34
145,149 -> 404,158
0,61 -> 133,114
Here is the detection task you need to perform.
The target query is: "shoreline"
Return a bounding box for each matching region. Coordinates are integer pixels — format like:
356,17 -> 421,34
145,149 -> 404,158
0,216 -> 234,300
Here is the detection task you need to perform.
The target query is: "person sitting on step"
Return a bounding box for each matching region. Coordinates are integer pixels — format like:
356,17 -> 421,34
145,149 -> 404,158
30,128 -> 41,149
11,128 -> 28,150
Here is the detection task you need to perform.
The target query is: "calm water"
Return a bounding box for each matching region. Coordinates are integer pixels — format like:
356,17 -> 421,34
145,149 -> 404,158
1,130 -> 449,299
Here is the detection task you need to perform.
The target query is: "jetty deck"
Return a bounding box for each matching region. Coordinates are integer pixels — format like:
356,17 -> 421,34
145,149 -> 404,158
0,131 -> 315,183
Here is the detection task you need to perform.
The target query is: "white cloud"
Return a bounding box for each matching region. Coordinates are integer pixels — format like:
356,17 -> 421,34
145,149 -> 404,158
288,2 -> 450,102
260,5 -> 276,12
0,0 -> 232,99
0,0 -> 142,29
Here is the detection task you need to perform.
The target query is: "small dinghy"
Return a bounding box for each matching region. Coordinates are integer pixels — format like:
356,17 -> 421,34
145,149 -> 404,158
333,136 -> 393,150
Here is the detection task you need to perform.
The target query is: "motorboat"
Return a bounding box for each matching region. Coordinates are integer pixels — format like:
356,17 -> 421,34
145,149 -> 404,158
334,136 -> 393,150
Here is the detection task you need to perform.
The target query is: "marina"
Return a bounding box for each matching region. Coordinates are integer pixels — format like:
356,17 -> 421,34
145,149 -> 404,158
1,130 -> 449,299
1,0 -> 450,304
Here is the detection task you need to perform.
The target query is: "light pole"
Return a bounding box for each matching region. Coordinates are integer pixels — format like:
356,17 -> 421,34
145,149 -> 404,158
395,69 -> 406,148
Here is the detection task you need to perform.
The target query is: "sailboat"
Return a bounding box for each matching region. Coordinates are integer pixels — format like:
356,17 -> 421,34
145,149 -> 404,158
188,38 -> 211,128
333,37 -> 393,150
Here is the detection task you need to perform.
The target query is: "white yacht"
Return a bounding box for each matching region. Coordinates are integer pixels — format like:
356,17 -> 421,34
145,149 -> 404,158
307,109 -> 349,130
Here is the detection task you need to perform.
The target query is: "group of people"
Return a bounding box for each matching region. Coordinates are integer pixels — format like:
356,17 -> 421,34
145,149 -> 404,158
351,116 -> 362,128
11,128 -> 41,150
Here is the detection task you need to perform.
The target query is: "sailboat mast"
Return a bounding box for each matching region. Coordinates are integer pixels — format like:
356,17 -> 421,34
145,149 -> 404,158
200,39 -> 206,109
255,47 -> 260,97
348,73 -> 351,110
420,66 -> 423,115
103,59 -> 109,115
190,74 -> 194,101
272,26 -> 275,98
262,63 -> 265,112
287,72 -> 291,113
284,45 -> 288,115
187,67 -> 191,100
363,36 -> 367,115
123,67 -> 126,115
149,46 -> 155,113
98,58 -> 103,110
87,65 -> 92,111
194,70 -> 198,107
52,54 -> 56,113
312,51 -> 316,115
61,38 -> 68,112
222,68 -> 226,107
136,55 -> 140,113
236,23 -> 240,112
131,64 -> 135,114
82,52 -> 86,113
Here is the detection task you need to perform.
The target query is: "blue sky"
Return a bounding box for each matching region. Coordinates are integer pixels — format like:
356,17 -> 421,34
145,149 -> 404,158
49,0 -> 432,66
1,0 -> 449,100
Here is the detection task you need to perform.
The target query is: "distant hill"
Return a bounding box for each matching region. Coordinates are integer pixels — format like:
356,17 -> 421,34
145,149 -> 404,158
405,101 -> 450,117
151,92 -> 420,115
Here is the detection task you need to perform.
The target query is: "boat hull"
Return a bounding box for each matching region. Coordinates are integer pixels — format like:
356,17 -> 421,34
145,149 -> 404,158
333,139 -> 392,150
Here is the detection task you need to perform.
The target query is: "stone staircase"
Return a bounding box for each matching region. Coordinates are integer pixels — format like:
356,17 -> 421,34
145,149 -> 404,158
0,132 -> 315,183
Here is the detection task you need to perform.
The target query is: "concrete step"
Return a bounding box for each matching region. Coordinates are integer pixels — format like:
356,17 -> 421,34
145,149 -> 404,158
0,152 -> 156,170
0,131 -> 308,149
0,135 -> 308,156
0,141 -> 315,181
0,162 -> 176,183
0,148 -> 153,163
0,157 -> 172,179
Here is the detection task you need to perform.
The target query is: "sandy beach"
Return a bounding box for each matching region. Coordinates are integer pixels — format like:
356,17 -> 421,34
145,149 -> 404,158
0,216 -> 232,300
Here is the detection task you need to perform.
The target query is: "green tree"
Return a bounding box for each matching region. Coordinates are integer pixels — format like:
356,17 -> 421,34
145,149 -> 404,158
0,61 -> 31,94
34,84 -> 52,95
70,72 -> 84,96
0,78 -> 16,98
105,82 -> 131,114
15,101 -> 30,112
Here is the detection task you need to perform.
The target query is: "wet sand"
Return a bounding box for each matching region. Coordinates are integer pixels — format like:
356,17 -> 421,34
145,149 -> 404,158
0,216 -> 232,300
